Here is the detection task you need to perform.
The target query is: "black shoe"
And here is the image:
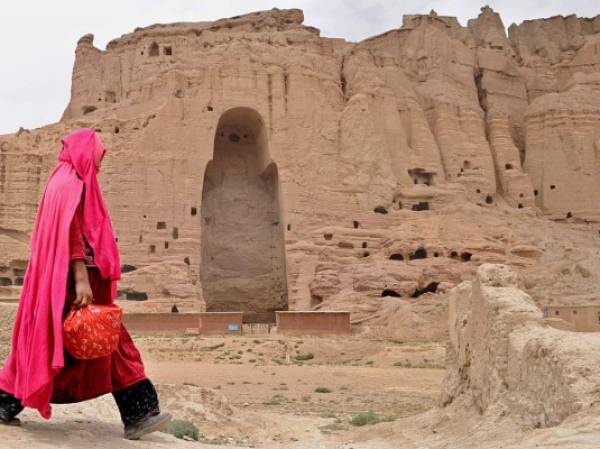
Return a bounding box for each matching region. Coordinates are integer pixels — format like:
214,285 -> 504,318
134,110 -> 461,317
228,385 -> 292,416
0,409 -> 21,426
124,412 -> 172,440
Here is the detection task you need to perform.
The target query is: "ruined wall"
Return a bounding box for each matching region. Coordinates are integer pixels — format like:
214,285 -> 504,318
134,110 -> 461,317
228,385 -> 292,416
442,264 -> 600,428
1,7 -> 600,311
545,305 -> 600,332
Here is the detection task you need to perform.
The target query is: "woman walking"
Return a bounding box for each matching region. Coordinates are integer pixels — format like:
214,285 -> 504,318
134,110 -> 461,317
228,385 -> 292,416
0,128 -> 171,439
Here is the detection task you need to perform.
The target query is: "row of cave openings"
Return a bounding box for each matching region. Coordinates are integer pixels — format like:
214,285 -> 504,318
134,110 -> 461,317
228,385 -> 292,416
0,266 -> 26,287
382,247 -> 472,299
388,247 -> 472,263
381,281 -> 440,299
141,42 -> 173,57
322,230 -> 472,264
373,201 -> 430,215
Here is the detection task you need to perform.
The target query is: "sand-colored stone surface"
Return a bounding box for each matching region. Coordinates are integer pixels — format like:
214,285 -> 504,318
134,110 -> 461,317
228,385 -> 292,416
2,7 -> 600,313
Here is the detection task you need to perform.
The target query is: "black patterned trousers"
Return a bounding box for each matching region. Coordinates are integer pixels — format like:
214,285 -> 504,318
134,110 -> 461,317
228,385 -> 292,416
0,378 -> 160,425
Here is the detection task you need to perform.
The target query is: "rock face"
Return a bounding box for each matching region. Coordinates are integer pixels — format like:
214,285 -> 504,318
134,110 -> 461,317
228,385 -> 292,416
442,264 -> 600,428
0,304 -> 17,361
1,7 -> 600,312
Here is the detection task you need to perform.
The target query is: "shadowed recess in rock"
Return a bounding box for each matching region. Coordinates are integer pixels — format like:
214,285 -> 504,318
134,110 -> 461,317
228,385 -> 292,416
200,107 -> 288,313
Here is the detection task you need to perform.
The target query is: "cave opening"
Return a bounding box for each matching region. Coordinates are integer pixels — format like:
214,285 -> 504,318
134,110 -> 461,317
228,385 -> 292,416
409,168 -> 435,186
412,201 -> 430,211
201,107 -> 288,313
411,282 -> 439,298
409,247 -> 427,260
311,295 -> 323,307
381,289 -> 401,298
460,252 -> 472,261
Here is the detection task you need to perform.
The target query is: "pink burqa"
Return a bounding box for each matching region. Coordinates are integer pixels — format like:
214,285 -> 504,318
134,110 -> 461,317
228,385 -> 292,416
0,128 -> 122,418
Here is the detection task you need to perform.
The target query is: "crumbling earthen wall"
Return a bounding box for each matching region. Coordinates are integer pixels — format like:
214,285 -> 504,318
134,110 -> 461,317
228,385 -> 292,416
442,264 -> 600,428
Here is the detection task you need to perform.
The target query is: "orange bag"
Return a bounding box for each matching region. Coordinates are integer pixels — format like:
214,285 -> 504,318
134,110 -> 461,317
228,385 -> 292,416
63,304 -> 123,360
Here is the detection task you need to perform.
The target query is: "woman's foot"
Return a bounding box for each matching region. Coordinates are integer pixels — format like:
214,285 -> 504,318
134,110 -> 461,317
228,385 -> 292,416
0,409 -> 21,426
124,412 -> 172,440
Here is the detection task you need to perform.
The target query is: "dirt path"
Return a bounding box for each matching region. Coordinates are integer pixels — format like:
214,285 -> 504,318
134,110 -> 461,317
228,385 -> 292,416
134,334 -> 446,446
147,359 -> 442,414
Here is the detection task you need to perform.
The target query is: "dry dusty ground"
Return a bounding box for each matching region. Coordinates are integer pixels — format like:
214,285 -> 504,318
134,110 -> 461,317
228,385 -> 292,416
140,334 -> 446,446
2,334 -> 446,448
4,331 -> 600,448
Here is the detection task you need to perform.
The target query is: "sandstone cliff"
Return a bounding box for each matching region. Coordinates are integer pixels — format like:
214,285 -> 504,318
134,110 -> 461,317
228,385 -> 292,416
1,7 -> 600,314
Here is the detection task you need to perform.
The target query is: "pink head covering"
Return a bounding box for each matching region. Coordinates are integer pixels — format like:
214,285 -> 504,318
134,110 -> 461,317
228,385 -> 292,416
60,128 -> 106,173
59,128 -> 120,283
0,128 -> 120,418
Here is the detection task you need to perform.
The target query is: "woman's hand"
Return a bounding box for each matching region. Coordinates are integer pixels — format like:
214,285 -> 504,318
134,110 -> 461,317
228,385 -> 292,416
74,280 -> 94,307
71,258 -> 93,308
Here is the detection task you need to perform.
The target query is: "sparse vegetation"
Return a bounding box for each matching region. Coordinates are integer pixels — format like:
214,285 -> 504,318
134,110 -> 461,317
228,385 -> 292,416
393,359 -> 445,369
202,342 -> 225,351
350,411 -> 395,426
315,386 -> 332,393
163,419 -> 200,440
295,352 -> 314,361
319,422 -> 347,434
263,394 -> 287,405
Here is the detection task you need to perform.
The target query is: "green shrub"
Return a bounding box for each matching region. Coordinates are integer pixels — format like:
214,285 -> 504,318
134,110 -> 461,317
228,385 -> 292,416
295,352 -> 314,361
164,419 -> 200,440
350,411 -> 395,427
315,386 -> 332,393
